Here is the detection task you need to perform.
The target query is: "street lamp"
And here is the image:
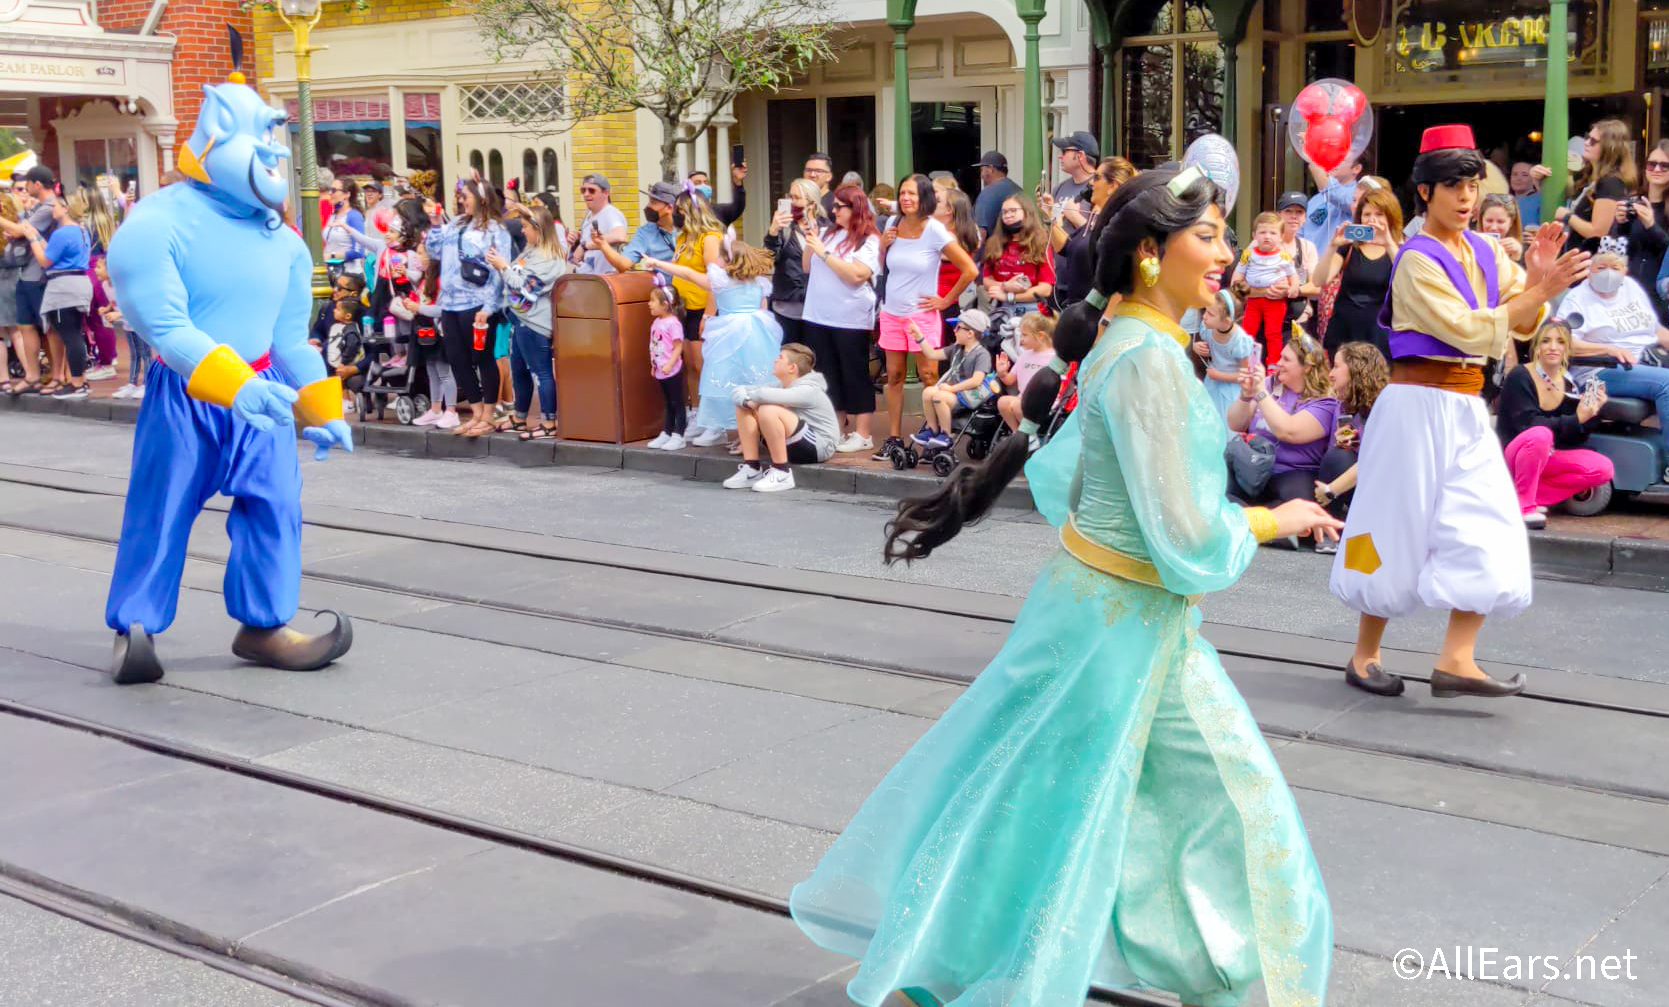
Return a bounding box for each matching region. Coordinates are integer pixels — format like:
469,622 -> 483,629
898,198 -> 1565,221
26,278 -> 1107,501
275,0 -> 331,299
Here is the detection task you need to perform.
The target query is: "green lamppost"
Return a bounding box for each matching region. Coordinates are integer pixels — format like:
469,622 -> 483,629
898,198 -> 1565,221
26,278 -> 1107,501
1540,0 -> 1569,224
276,0 -> 332,300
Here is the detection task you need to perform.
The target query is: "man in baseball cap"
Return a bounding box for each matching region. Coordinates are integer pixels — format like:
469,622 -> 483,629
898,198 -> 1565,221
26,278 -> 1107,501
595,179 -> 680,273
573,172 -> 628,273
1049,132 -> 1101,235
972,151 -> 1021,239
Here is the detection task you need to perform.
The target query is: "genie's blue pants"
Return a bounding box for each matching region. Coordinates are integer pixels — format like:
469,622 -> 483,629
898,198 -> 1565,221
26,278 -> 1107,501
105,360 -> 302,635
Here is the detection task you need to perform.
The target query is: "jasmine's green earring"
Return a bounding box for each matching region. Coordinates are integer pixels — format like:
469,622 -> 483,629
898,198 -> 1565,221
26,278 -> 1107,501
1138,254 -> 1161,287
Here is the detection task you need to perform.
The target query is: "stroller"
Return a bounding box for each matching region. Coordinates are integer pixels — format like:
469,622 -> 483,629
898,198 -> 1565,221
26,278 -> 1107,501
356,320 -> 429,424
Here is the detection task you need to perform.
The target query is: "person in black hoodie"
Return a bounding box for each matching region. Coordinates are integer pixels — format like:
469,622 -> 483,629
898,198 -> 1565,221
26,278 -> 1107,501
1497,321 -> 1615,529
762,177 -> 821,346
1619,139 -> 1669,323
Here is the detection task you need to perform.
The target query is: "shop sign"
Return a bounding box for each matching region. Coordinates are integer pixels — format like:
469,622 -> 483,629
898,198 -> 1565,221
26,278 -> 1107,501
0,53 -> 126,86
1391,3 -> 1589,74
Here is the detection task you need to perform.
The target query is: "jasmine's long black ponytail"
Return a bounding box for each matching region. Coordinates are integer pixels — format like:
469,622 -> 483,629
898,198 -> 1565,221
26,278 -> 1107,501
882,168 -> 1220,564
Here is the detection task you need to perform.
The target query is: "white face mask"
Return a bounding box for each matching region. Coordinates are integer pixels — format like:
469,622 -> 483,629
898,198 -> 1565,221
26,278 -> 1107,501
1590,269 -> 1625,295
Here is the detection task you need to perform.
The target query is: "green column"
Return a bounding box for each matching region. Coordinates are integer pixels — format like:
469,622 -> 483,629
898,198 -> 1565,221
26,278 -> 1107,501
1099,43 -> 1117,151
891,19 -> 913,178
1021,9 -> 1046,187
1220,42 -> 1238,146
1540,0 -> 1569,224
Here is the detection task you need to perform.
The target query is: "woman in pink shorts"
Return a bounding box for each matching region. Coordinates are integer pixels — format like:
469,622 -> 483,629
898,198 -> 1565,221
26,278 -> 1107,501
876,174 -> 977,451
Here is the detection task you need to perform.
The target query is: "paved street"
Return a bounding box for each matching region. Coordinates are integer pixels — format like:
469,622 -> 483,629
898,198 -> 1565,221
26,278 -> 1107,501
0,413 -> 1664,1006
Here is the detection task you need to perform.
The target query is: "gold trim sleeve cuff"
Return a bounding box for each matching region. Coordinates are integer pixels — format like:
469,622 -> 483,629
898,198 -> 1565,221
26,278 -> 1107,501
294,376 -> 345,428
1245,506 -> 1280,544
186,345 -> 258,409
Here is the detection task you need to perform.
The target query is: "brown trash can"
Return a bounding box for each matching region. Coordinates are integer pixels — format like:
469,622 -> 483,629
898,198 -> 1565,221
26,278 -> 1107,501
552,270 -> 662,443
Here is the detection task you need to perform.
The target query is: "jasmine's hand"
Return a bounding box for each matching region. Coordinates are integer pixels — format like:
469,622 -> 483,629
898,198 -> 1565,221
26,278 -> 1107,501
232,380 -> 299,432
302,418 -> 356,461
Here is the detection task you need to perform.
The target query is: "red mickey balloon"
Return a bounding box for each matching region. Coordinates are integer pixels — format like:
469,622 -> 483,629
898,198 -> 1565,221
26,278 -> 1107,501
1304,116 -> 1351,172
1333,84 -> 1367,125
1294,83 -> 1330,122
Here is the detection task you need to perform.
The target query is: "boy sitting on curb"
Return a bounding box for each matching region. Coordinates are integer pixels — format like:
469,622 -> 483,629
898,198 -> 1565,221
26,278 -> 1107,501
722,342 -> 839,494
910,308 -> 994,450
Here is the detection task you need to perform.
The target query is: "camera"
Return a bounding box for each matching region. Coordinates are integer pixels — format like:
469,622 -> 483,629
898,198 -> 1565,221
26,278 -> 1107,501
1343,223 -> 1376,243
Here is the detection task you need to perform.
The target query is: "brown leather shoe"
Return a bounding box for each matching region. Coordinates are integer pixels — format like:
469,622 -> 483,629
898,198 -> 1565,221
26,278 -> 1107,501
1429,668 -> 1526,699
231,611 -> 353,672
1344,658 -> 1405,697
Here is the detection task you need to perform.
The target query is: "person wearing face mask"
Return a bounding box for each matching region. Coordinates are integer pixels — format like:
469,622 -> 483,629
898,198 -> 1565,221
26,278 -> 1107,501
762,178 -> 823,348
686,165 -> 748,227
1564,238 -> 1669,479
980,194 -> 1055,314
594,180 -> 679,272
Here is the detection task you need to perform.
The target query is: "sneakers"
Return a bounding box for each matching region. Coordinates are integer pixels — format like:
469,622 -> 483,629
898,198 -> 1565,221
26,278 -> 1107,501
835,432 -> 873,454
752,468 -> 795,493
130,385 -> 144,400
435,410 -> 461,430
85,364 -> 117,381
723,463 -> 766,489
414,408 -> 443,426
112,383 -> 137,399
647,432 -> 669,449
52,383 -> 89,400
689,428 -> 726,447
929,432 -> 952,450
1314,537 -> 1339,555
872,436 -> 902,461
342,396 -> 357,414
1523,511 -> 1547,530
659,433 -> 686,451
910,424 -> 936,447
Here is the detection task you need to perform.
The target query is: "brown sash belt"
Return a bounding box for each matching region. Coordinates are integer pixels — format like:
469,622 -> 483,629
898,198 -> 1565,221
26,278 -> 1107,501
1390,358 -> 1484,395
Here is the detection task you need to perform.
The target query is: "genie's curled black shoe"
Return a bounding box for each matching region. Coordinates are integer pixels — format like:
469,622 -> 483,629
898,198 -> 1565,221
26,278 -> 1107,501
112,624 -> 165,685
232,610 -> 353,672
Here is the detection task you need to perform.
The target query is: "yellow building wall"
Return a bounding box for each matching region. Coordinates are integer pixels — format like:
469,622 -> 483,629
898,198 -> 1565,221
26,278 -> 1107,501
252,0 -> 638,203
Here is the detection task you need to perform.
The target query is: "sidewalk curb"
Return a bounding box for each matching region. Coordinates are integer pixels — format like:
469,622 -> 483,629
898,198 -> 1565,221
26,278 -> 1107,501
4,392 -> 1660,586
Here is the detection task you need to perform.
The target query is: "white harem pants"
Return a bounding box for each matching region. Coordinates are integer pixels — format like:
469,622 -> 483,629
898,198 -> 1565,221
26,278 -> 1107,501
1329,383 -> 1532,618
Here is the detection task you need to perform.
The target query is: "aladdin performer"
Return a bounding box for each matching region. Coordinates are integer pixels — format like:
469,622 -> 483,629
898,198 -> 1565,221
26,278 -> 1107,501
1330,125 -> 1589,699
791,167 -> 1340,1007
103,40 -> 356,685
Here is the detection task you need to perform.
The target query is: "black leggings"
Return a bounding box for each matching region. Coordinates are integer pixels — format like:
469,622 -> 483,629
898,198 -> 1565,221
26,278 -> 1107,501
45,306 -> 88,379
659,375 -> 687,435
1229,467 -> 1318,507
438,308 -> 499,404
802,320 -> 875,415
1317,446 -> 1358,519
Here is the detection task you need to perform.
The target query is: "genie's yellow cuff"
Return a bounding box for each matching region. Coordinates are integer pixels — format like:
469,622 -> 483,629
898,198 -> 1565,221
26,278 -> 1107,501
294,376 -> 345,428
1245,506 -> 1279,544
186,345 -> 257,409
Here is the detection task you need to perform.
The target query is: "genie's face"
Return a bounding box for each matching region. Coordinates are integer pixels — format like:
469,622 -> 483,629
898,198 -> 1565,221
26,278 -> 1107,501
185,83 -> 290,214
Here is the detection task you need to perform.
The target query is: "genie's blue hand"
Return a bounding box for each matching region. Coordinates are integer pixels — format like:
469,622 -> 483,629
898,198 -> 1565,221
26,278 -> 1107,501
232,380 -> 300,431
302,418 -> 355,461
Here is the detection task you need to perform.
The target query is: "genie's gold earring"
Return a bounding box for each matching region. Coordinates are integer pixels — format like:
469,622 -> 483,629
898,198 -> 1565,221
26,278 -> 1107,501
1138,255 -> 1161,287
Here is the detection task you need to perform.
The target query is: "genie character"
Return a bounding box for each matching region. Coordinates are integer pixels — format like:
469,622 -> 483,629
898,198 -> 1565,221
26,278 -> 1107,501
104,76 -> 355,685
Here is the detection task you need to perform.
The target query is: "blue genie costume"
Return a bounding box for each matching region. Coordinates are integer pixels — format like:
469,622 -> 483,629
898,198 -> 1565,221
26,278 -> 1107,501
103,51 -> 355,685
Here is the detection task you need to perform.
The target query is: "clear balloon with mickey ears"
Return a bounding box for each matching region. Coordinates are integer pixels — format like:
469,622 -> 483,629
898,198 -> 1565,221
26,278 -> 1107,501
1182,133 -> 1240,215
1285,78 -> 1373,174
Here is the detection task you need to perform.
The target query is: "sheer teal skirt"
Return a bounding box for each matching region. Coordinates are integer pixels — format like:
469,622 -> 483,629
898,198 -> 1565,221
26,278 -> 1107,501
790,550 -> 1332,1006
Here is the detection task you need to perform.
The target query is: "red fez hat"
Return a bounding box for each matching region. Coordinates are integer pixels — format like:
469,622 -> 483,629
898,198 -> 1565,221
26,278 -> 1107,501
1420,124 -> 1476,153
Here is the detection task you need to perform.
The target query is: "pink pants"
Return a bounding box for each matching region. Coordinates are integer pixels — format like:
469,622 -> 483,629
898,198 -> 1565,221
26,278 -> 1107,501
1503,426 -> 1614,513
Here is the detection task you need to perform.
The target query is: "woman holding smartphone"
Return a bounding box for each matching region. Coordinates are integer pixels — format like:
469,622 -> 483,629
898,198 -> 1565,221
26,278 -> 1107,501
1312,185 -> 1402,358
763,179 -> 822,347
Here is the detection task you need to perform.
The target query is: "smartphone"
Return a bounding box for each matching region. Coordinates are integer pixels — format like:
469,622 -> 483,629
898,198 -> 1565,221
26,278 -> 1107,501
731,143 -> 745,167
776,197 -> 792,216
1343,223 -> 1376,242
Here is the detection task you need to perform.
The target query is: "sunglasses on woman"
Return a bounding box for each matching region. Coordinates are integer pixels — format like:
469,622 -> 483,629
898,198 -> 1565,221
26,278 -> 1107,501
833,201 -> 852,210
1647,159 -> 1669,171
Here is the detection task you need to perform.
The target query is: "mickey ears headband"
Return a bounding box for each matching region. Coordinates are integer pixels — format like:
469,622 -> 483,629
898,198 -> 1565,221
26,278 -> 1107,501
1598,235 -> 1629,257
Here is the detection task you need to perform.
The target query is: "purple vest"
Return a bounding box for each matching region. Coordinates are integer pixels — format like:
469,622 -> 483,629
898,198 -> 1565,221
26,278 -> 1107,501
1377,230 -> 1499,359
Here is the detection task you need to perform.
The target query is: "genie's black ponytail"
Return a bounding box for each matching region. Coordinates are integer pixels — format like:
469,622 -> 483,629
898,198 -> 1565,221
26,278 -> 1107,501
882,167 -> 1220,565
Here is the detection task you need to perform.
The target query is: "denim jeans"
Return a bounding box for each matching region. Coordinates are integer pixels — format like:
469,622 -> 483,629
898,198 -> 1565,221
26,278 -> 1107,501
509,321 -> 556,419
1596,363 -> 1669,459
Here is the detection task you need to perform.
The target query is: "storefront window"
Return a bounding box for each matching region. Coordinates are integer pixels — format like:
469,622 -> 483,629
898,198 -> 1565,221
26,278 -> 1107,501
1120,0 -> 1218,165
542,149 -> 559,193
766,98 -> 817,203
488,149 -> 504,189
1305,39 -> 1354,82
1305,0 -> 1346,32
1121,44 -> 1174,168
71,137 -> 137,193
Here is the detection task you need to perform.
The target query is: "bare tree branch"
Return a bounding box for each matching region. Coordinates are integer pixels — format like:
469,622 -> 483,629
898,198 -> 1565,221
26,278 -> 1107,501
477,0 -> 841,180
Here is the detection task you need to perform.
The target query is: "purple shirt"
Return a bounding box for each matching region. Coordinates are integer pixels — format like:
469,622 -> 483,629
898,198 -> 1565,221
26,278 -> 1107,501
1251,381 -> 1340,473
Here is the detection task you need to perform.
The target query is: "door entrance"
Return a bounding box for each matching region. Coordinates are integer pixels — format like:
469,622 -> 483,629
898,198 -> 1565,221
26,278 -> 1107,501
911,89 -> 994,193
